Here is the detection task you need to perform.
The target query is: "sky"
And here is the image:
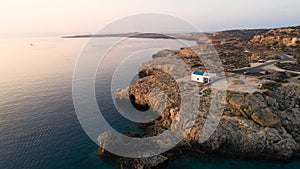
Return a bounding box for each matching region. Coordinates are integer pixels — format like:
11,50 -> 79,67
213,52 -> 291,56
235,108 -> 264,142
0,0 -> 300,35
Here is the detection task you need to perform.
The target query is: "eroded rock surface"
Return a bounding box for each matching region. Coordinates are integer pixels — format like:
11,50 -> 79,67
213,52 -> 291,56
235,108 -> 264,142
99,70 -> 299,168
97,35 -> 300,168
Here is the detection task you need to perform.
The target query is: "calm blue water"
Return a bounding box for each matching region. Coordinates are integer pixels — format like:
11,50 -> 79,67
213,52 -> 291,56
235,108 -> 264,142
166,154 -> 300,169
0,37 -> 299,169
0,37 -> 120,169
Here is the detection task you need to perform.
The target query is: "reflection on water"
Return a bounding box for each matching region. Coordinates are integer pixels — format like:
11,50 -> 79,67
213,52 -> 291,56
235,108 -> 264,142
0,36 -> 299,169
0,37 -> 119,169
0,36 -> 194,168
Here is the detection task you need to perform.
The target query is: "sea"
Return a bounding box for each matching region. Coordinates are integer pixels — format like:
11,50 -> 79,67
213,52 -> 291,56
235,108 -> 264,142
0,35 -> 299,169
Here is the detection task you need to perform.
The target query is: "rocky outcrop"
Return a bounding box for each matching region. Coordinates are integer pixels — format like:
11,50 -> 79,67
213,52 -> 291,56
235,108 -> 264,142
246,26 -> 300,53
226,91 -> 281,127
104,67 -> 300,168
251,108 -> 280,127
120,155 -> 168,169
213,29 -> 268,41
250,35 -> 299,47
97,26 -> 300,168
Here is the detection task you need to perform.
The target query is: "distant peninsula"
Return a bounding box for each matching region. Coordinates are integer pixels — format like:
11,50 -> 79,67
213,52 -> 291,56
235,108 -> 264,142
61,32 -> 176,39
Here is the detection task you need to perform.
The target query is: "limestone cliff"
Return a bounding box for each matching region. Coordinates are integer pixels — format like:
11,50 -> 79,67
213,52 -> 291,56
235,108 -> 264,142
247,26 -> 300,51
100,63 -> 300,169
97,26 -> 300,169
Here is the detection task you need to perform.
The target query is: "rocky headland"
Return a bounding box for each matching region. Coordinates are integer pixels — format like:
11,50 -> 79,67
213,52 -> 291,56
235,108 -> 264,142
97,26 -> 300,169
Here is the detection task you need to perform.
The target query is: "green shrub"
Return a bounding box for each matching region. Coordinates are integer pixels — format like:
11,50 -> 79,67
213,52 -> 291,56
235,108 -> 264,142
296,47 -> 300,63
203,88 -> 212,96
291,73 -> 299,77
261,82 -> 281,91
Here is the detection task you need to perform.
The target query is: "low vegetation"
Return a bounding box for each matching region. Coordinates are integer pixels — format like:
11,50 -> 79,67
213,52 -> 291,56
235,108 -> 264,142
260,82 -> 281,91
296,47 -> 300,64
276,62 -> 300,72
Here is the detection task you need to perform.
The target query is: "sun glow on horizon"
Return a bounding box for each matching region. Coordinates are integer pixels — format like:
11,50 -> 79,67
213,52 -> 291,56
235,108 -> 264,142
0,0 -> 299,35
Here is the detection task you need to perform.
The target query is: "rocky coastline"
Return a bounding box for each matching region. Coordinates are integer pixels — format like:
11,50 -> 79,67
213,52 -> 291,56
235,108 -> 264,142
99,57 -> 299,169
97,27 -> 300,169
